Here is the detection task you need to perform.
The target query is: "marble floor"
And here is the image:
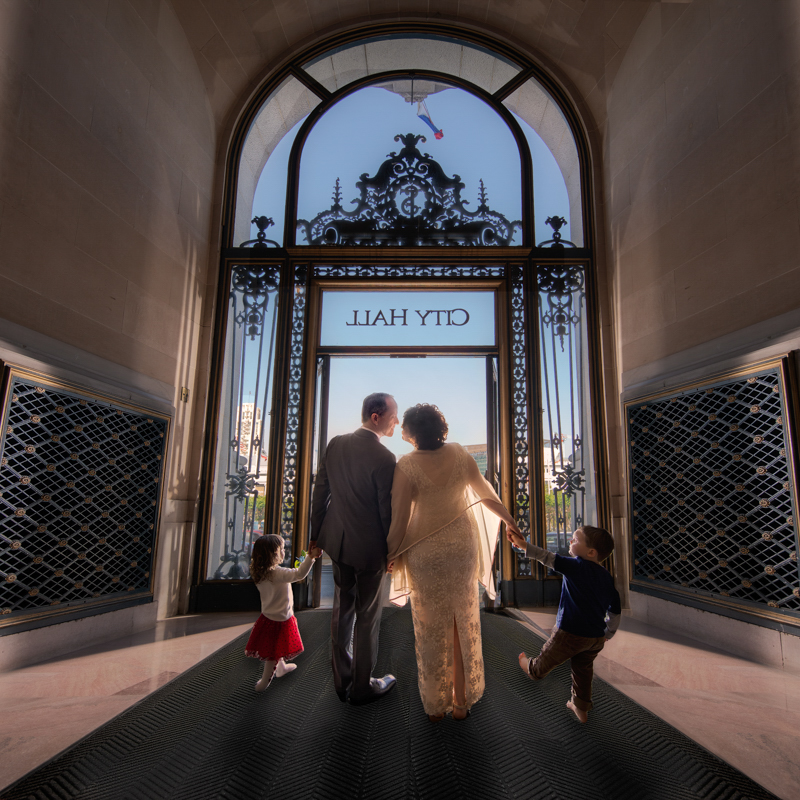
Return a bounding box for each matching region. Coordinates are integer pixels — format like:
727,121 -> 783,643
515,609 -> 800,800
0,609 -> 798,798
0,612 -> 254,792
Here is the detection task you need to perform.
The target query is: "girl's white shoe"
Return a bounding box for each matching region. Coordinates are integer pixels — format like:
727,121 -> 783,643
275,660 -> 297,678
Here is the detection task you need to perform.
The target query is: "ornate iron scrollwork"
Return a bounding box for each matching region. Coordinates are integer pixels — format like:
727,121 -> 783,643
536,260 -> 592,557
279,264 -> 308,559
212,265 -> 280,580
537,263 -> 585,351
231,264 -> 279,340
297,134 -> 521,246
510,265 -> 532,578
552,462 -> 585,496
225,469 -> 257,502
313,265 -> 505,278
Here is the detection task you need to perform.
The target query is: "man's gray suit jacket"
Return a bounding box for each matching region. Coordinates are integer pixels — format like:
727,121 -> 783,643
310,428 -> 396,571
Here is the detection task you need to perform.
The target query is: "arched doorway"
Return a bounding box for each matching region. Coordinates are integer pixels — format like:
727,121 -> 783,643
190,27 -> 608,612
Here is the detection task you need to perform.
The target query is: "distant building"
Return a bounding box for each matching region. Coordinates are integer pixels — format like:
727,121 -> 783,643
543,437 -> 575,492
542,442 -> 557,492
464,444 -> 488,475
239,404 -> 267,477
239,403 -> 261,456
466,441 -> 576,489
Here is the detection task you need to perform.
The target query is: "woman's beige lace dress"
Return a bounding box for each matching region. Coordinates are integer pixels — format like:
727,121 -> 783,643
386,443 -> 502,716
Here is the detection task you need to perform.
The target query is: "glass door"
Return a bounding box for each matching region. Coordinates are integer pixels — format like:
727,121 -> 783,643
307,353 -> 503,607
483,354 -> 502,608
307,355 -> 330,608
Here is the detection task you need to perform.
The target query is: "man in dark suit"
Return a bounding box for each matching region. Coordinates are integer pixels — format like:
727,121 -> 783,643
310,392 -> 399,705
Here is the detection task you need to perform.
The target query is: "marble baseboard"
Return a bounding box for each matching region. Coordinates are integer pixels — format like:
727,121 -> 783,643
0,602 -> 157,673
628,592 -> 799,674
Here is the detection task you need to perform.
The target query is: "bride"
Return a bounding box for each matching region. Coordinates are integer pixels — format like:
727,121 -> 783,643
386,404 -> 520,721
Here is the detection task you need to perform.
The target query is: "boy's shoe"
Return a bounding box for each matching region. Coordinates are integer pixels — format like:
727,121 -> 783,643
567,700 -> 588,723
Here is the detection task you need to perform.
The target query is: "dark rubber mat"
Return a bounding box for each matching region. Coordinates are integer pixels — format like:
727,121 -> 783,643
4,608 -> 778,800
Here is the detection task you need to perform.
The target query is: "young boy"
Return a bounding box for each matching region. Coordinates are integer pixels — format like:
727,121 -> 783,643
507,525 -> 621,723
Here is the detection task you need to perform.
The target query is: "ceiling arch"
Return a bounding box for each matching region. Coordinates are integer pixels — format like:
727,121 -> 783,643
169,0 -> 653,144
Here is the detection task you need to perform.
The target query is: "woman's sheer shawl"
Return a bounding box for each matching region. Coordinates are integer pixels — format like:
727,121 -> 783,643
386,443 -> 503,606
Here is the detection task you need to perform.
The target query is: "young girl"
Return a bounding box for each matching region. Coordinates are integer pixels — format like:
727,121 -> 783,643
245,534 -> 321,691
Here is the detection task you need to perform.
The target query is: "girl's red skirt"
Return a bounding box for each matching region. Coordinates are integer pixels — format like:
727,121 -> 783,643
245,614 -> 304,662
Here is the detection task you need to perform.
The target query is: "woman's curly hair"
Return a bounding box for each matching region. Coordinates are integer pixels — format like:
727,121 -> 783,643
402,403 -> 449,450
250,533 -> 284,583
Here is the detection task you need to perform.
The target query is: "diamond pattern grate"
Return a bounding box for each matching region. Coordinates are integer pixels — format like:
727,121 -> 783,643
0,373 -> 169,622
627,366 -> 800,616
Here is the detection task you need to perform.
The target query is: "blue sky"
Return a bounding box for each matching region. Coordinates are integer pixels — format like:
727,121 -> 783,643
245,85 -> 575,451
252,86 -> 571,246
325,357 -> 489,458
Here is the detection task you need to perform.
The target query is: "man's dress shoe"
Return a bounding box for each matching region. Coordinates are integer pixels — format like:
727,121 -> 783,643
336,687 -> 349,703
347,675 -> 397,705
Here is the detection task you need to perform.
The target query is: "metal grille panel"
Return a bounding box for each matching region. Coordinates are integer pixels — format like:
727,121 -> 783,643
313,265 -> 505,278
0,373 -> 168,622
279,264 -> 308,551
627,364 -> 800,616
510,264 -> 532,577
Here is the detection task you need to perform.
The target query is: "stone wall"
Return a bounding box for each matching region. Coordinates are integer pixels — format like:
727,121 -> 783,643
0,0 -> 217,621
605,0 -> 800,639
3,0 -> 800,653
607,0 -> 800,375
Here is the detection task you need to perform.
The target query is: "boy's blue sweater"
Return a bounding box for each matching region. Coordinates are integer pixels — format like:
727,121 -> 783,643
524,543 -> 622,638
552,554 -> 621,638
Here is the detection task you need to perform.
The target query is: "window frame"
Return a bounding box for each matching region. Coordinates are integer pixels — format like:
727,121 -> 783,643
190,24 -> 607,609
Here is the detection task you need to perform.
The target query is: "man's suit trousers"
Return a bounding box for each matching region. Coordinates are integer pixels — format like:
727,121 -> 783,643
329,558 -> 385,700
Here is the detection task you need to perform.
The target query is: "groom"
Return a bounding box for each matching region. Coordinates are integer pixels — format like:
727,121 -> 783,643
310,392 -> 399,705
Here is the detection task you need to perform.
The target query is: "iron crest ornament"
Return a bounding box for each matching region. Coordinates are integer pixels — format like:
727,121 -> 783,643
297,133 -> 522,246
536,215 -> 576,249
239,216 -> 280,248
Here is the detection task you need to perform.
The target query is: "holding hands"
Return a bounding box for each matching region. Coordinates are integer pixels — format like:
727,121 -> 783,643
506,525 -> 526,551
306,540 -> 323,560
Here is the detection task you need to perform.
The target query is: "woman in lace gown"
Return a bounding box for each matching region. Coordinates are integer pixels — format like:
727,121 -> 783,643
386,404 -> 520,721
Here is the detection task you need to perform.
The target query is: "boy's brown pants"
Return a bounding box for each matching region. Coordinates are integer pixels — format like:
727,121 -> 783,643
527,628 -> 606,711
